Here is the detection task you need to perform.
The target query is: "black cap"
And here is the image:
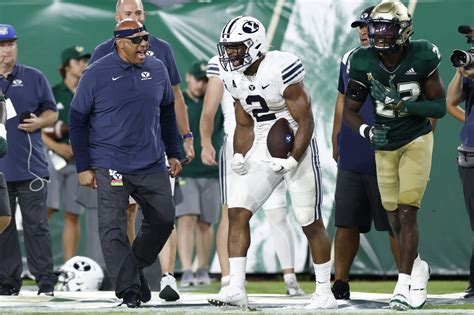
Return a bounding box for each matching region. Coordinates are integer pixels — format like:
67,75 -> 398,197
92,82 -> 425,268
351,6 -> 375,28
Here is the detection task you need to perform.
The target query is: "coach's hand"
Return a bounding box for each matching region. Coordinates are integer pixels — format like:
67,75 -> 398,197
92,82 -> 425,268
78,170 -> 97,188
168,158 -> 182,178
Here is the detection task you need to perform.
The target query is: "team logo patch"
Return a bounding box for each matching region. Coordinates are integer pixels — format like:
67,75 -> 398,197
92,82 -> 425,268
146,51 -> 154,56
242,21 -> 259,33
140,71 -> 152,80
249,84 -> 255,91
109,169 -> 124,187
0,27 -> 7,35
12,79 -> 23,87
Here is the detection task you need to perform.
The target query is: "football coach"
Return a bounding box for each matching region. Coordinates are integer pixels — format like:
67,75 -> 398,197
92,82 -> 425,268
69,19 -> 181,307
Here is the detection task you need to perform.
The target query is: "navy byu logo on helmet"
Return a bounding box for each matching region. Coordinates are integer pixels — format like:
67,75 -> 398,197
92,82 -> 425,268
242,21 -> 259,33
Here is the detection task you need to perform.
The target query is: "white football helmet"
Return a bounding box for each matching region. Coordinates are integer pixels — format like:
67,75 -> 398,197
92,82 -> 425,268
56,256 -> 104,291
218,15 -> 267,72
368,0 -> 413,54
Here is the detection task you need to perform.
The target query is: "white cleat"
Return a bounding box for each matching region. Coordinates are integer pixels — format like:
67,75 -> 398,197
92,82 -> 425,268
159,274 -> 180,302
208,285 -> 248,307
389,293 -> 411,311
410,260 -> 430,309
285,279 -> 305,296
305,292 -> 338,309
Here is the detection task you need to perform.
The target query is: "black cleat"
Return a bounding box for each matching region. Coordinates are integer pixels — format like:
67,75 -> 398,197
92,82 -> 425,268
0,284 -> 19,296
122,290 -> 141,308
37,284 -> 54,296
331,279 -> 350,300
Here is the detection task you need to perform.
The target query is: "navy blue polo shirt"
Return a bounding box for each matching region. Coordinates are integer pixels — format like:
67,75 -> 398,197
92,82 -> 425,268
461,77 -> 474,147
70,50 -> 179,174
0,64 -> 57,182
89,35 -> 181,86
337,48 -> 376,175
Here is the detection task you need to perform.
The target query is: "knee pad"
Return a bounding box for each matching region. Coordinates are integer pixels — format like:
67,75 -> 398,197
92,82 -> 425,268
293,207 -> 315,227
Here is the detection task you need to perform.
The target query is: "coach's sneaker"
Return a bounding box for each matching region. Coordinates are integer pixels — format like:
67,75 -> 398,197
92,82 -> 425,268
37,283 -> 54,296
389,293 -> 411,311
139,272 -> 151,303
180,269 -> 195,287
410,260 -> 430,309
305,292 -> 338,309
208,285 -> 248,307
195,267 -> 212,285
285,278 -> 305,296
331,279 -> 350,300
159,273 -> 180,302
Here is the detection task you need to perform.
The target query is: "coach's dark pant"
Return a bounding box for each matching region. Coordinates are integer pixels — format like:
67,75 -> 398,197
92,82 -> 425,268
459,166 -> 474,286
95,168 -> 175,298
0,179 -> 56,290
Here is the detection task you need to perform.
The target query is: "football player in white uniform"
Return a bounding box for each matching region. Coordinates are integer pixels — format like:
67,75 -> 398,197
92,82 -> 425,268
200,55 -> 305,296
207,16 -> 337,310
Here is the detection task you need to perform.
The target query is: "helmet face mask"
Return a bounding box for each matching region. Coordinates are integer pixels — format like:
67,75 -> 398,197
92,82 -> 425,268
368,1 -> 413,55
218,16 -> 267,72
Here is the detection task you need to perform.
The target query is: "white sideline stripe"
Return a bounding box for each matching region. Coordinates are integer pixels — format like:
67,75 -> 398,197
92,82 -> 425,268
266,0 -> 285,47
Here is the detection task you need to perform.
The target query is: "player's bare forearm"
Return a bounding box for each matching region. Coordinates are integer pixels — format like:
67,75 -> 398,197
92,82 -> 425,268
233,100 -> 254,155
331,92 -> 344,161
200,77 -> 222,148
343,95 -> 364,134
284,82 -> 314,161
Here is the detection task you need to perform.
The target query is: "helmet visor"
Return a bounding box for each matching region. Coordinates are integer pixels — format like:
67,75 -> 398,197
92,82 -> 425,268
368,21 -> 400,51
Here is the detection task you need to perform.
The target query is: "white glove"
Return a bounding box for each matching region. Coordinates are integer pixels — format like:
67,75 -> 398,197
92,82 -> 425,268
265,156 -> 298,175
231,153 -> 249,176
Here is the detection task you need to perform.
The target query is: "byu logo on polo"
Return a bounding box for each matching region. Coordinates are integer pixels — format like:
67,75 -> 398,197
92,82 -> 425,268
12,79 -> 23,87
146,51 -> 154,57
141,71 -> 152,80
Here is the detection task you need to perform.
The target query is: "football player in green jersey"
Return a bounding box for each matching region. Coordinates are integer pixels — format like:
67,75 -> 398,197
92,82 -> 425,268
343,0 -> 446,311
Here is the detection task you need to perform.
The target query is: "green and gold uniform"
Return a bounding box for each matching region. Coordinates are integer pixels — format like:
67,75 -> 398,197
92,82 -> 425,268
348,39 -> 441,150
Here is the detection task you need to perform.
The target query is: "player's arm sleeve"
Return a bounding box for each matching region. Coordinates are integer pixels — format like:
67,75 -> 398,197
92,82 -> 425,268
69,70 -> 94,172
159,70 -> 180,160
280,54 -> 305,95
206,55 -> 221,79
346,52 -> 370,102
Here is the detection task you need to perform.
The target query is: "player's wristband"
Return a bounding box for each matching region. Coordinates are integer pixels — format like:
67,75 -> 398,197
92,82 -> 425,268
182,132 -> 193,140
359,124 -> 370,139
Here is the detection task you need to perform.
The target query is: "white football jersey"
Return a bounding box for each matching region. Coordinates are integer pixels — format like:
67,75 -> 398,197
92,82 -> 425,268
220,51 -> 305,144
206,55 -> 236,137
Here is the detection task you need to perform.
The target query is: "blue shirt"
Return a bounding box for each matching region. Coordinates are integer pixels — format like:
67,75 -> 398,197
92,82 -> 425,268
70,51 -> 180,174
0,64 -> 57,181
461,77 -> 474,147
89,36 -> 181,86
337,48 -> 376,175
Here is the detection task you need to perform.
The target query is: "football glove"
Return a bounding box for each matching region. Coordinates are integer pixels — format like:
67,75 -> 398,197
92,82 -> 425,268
370,78 -> 404,111
231,153 -> 249,176
360,124 -> 390,149
264,156 -> 298,175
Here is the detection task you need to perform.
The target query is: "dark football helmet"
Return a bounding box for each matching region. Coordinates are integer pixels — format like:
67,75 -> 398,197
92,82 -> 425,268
368,1 -> 413,54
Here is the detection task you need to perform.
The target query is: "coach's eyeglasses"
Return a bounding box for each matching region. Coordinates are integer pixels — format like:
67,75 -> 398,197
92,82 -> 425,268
125,34 -> 149,45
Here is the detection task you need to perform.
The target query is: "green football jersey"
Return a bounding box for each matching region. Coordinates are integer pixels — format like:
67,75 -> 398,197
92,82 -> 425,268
348,40 -> 441,150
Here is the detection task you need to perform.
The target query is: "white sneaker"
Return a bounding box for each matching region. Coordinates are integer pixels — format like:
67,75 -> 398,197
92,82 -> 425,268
389,293 -> 411,311
410,260 -> 430,309
208,285 -> 248,307
159,274 -> 180,302
305,292 -> 338,309
285,279 -> 305,296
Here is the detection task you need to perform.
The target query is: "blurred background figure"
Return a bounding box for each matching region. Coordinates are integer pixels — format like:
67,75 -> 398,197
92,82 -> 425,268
44,45 -> 90,263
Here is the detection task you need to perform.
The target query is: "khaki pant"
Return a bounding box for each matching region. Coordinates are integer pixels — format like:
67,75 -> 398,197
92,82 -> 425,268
375,132 -> 433,211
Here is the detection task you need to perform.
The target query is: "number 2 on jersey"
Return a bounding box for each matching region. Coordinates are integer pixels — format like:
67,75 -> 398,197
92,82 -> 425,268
246,95 -> 277,122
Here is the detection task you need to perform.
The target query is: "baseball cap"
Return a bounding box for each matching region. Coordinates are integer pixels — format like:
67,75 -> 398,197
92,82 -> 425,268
60,46 -> 91,65
351,6 -> 375,28
0,24 -> 18,42
188,61 -> 208,80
